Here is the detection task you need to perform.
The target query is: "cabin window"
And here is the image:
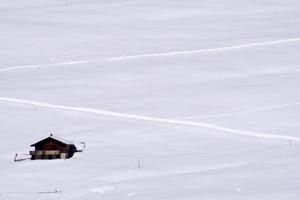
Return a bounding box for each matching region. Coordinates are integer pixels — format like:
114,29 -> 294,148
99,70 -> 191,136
61,153 -> 66,159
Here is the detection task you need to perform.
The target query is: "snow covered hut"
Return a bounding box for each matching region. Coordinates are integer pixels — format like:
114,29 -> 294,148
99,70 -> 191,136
30,134 -> 77,160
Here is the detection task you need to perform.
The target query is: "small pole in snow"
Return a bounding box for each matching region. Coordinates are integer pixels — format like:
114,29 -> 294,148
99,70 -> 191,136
138,160 -> 141,169
14,153 -> 18,161
289,140 -> 292,147
65,0 -> 68,7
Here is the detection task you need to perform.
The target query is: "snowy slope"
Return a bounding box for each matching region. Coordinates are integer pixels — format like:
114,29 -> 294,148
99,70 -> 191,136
1,0 -> 300,199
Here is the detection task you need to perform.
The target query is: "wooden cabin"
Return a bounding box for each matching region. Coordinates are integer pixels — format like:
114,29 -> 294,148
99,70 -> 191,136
30,134 -> 77,160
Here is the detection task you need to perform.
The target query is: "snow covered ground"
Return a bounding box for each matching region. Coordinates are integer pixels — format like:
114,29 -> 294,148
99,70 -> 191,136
1,0 -> 300,199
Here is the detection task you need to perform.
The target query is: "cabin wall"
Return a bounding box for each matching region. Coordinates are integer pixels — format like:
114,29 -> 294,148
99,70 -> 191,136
35,141 -> 68,152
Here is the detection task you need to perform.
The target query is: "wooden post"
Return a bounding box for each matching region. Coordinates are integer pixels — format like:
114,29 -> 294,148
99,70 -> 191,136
138,160 -> 141,169
289,140 -> 292,147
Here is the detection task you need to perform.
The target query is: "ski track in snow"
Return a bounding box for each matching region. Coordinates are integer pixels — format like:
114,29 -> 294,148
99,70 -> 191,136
0,97 -> 299,141
216,121 -> 300,127
1,37 -> 300,73
178,102 -> 300,120
93,163 -> 251,190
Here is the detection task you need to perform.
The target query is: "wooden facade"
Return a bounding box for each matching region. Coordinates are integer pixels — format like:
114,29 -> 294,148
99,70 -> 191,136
30,135 -> 77,160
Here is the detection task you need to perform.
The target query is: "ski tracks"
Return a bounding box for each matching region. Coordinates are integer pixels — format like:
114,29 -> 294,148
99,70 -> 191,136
0,97 -> 299,141
1,38 -> 300,73
179,102 -> 300,120
1,38 -> 300,139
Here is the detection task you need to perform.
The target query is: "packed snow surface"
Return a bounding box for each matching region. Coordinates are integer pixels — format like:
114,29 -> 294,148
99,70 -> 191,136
1,0 -> 300,199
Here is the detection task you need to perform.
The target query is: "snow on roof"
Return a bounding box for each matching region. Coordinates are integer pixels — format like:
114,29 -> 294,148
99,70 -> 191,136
31,134 -> 75,146
50,135 -> 75,145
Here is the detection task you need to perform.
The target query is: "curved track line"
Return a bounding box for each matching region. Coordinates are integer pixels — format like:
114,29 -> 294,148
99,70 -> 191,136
0,97 -> 299,141
1,37 -> 300,73
216,121 -> 300,127
179,102 -> 300,120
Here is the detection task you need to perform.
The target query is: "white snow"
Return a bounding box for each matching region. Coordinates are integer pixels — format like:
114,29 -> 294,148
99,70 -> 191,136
1,37 -> 300,73
0,96 -> 299,141
1,0 -> 300,199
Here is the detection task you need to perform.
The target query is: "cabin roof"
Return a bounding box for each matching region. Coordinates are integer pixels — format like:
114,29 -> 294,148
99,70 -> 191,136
31,135 -> 74,147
